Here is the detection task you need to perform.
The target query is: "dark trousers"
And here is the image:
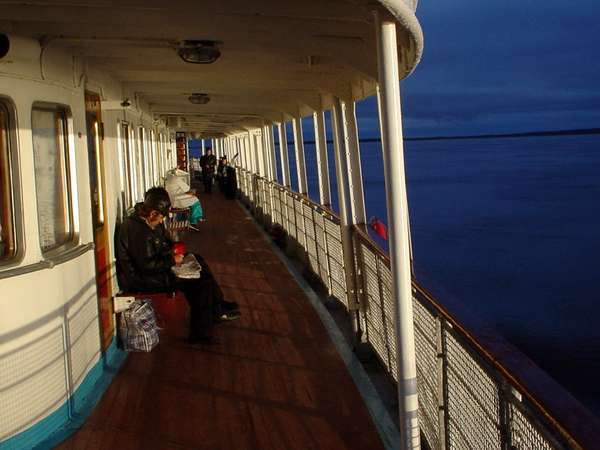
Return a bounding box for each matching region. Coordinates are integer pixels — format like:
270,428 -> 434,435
203,173 -> 214,193
175,254 -> 224,337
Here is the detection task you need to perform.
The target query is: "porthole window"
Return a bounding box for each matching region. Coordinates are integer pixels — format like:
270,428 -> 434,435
32,103 -> 75,252
0,100 -> 18,263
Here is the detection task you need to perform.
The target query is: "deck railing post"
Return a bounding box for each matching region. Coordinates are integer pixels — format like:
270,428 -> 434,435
341,101 -> 367,226
331,97 -> 360,334
437,316 -> 449,449
313,109 -> 331,208
375,11 -> 420,449
341,100 -> 368,341
292,117 -> 308,195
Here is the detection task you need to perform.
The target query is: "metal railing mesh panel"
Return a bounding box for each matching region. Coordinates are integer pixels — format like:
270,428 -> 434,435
446,331 -> 502,449
294,197 -> 306,248
379,262 -> 398,380
273,189 -> 283,226
324,218 -> 347,307
509,402 -> 555,450
412,298 -> 441,450
303,204 -> 319,274
285,194 -> 297,240
360,244 -> 389,369
314,213 -> 330,290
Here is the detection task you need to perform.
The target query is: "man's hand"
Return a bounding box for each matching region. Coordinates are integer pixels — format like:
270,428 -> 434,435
173,254 -> 185,265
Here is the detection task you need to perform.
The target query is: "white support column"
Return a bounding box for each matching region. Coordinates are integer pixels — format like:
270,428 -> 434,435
331,97 -> 359,316
201,139 -> 206,155
269,125 -> 278,183
256,132 -> 265,177
261,126 -> 272,181
342,101 -> 367,225
248,132 -> 257,174
375,12 -> 420,450
246,136 -> 251,172
277,122 -> 291,187
241,137 -> 248,170
292,117 -> 308,195
313,110 -> 331,207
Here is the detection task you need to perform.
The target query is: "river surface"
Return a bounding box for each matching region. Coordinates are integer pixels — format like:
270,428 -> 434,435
287,134 -> 600,414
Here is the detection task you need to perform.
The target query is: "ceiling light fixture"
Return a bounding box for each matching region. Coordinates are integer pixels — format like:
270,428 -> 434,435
188,93 -> 210,105
177,40 -> 221,64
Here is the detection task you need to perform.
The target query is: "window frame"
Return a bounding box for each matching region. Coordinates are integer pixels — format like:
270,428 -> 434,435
0,96 -> 24,267
31,101 -> 78,256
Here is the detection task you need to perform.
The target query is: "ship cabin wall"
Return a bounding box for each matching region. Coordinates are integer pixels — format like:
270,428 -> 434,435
0,36 -> 171,444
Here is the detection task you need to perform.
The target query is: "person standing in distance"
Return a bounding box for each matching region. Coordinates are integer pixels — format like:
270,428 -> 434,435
200,147 -> 217,193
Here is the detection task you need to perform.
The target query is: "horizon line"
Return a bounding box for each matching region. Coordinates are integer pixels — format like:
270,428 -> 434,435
190,127 -> 600,145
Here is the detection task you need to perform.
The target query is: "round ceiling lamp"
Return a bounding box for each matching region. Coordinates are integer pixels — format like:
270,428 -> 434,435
177,40 -> 221,64
188,93 -> 210,105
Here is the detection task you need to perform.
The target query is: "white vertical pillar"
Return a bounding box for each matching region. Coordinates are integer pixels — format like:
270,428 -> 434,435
201,138 -> 206,155
375,12 -> 420,450
292,117 -> 308,194
277,122 -> 291,187
241,137 -> 248,170
342,101 -> 367,225
331,97 -> 359,315
248,133 -> 257,174
313,110 -> 331,207
256,132 -> 265,177
261,126 -> 270,180
268,125 -> 278,183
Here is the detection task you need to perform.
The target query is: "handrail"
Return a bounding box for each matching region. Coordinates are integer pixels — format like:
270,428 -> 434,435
352,225 -> 600,450
236,169 -> 600,449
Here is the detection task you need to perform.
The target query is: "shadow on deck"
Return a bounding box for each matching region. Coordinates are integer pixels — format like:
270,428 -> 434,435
57,190 -> 384,450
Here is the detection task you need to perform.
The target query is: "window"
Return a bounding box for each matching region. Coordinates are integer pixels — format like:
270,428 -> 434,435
0,100 -> 18,262
32,104 -> 74,252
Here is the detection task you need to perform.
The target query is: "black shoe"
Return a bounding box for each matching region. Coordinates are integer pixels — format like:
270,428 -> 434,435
215,310 -> 241,322
188,334 -> 219,345
221,300 -> 239,311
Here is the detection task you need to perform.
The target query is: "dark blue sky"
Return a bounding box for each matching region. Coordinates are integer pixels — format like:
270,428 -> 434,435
363,0 -> 600,138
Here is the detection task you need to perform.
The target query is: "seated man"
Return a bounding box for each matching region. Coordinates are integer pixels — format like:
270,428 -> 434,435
164,168 -> 204,231
116,187 -> 239,344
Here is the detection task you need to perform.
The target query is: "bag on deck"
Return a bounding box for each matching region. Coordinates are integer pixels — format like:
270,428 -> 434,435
118,299 -> 160,352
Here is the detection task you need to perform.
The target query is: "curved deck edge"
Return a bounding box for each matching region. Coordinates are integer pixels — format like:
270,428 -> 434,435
245,204 -> 401,450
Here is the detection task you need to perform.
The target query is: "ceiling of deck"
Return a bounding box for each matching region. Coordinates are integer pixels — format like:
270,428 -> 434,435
0,0 -> 422,136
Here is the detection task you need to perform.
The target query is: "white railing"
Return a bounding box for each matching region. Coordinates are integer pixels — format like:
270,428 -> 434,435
236,168 -> 600,450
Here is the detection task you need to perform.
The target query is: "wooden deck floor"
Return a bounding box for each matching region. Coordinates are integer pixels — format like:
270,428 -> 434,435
57,190 -> 384,450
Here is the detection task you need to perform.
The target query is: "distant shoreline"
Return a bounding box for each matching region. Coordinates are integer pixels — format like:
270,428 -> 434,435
300,127 -> 600,144
402,127 -> 600,142
190,128 -> 600,147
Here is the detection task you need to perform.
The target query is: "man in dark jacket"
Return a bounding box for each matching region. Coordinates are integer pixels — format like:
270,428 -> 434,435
116,187 -> 238,344
199,147 -> 217,193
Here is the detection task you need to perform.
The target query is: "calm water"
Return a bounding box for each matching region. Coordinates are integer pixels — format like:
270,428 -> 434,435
293,134 -> 600,414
